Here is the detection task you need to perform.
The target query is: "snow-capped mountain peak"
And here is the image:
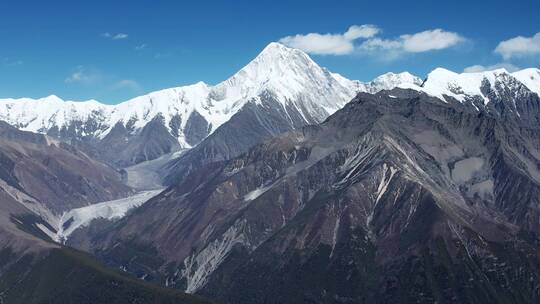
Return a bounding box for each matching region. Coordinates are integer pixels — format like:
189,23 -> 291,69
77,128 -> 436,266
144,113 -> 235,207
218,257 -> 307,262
0,95 -> 110,133
219,42 -> 318,90
214,42 -> 357,113
0,42 -> 359,149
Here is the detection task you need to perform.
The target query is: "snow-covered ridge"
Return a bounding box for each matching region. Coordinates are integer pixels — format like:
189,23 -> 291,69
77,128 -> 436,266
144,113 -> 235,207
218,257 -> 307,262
0,43 -> 420,148
0,43 -> 359,146
2,42 -> 536,146
0,95 -> 111,136
412,67 -> 540,104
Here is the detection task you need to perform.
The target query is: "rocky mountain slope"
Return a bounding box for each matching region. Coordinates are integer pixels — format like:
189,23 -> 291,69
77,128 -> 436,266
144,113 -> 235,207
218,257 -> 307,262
0,124 -> 212,304
159,70 -> 422,185
161,67 -> 540,186
0,121 -> 131,222
0,245 -> 214,304
69,72 -> 540,303
2,41 -> 540,303
0,121 -> 133,254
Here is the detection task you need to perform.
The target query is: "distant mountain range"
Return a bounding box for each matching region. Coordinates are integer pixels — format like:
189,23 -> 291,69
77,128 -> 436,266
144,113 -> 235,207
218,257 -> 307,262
0,43 -> 538,172
0,43 -> 421,167
1,42 -> 540,303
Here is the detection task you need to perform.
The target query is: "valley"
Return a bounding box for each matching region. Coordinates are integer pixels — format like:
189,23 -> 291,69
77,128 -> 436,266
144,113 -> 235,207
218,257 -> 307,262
0,41 -> 539,303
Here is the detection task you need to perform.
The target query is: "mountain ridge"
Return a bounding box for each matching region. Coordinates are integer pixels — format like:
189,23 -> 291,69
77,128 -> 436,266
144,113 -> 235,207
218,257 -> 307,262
0,43 -> 421,151
0,43 -> 357,147
1,64 -> 537,146
68,87 -> 540,303
2,42 -> 536,169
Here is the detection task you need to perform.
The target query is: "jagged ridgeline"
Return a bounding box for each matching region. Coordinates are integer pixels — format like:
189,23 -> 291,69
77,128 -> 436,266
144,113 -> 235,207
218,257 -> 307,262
0,43 -> 423,170
1,40 -> 540,304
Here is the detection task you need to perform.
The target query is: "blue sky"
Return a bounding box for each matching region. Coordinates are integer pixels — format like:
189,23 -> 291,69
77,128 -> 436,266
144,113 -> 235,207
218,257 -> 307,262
0,0 -> 538,104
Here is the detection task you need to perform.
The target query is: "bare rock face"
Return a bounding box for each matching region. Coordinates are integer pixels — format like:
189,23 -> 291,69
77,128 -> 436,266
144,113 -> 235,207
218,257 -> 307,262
0,121 -> 132,216
72,88 -> 540,303
183,111 -> 211,147
96,114 -> 181,167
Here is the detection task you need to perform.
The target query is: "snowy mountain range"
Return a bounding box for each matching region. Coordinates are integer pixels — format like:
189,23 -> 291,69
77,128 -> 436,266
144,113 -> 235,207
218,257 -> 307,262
418,67 -> 540,102
1,40 -> 540,304
0,43 -> 418,165
0,43 -> 353,147
1,42 -> 537,168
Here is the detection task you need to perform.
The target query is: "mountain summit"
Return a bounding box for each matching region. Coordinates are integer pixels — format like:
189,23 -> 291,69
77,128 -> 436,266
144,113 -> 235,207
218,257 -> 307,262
0,42 -> 417,167
0,42 -> 356,144
214,42 -> 358,115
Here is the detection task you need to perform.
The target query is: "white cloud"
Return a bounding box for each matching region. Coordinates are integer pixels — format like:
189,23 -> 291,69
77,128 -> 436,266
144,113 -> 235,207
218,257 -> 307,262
135,43 -> 147,51
401,29 -> 465,52
280,26 -> 465,57
343,25 -> 380,40
112,79 -> 142,91
65,66 -> 141,94
101,32 -> 128,40
495,32 -> 540,59
358,38 -> 402,51
279,25 -> 380,55
358,29 -> 465,54
463,63 -> 520,73
65,66 -> 101,84
3,58 -> 23,67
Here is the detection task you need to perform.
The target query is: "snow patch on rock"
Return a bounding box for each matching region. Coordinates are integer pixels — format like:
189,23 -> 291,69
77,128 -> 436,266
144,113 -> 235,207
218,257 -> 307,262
55,190 -> 162,242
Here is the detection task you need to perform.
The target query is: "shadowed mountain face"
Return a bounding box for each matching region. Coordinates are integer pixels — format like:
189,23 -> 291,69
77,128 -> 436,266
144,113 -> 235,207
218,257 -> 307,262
0,120 -> 132,255
0,246 -> 214,304
0,121 -> 132,217
162,91 -> 331,185
72,89 -> 540,303
96,114 -> 181,167
0,123 -> 213,304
